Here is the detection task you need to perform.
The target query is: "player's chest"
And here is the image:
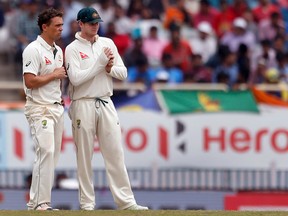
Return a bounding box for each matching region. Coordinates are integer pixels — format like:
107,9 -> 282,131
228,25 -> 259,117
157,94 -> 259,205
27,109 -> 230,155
40,51 -> 63,70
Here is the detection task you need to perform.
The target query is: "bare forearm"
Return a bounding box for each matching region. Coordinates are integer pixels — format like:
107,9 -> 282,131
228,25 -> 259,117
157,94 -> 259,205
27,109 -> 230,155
24,67 -> 67,89
24,73 -> 56,89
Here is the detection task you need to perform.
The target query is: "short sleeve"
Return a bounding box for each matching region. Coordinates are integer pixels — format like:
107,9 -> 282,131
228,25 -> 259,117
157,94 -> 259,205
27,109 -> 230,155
22,45 -> 40,76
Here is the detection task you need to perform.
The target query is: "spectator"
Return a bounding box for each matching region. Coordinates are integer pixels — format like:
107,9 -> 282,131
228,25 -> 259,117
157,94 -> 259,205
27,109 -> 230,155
277,0 -> 288,23
14,0 -> 40,75
124,36 -> 151,85
220,17 -> 256,53
276,51 -> 288,82
126,56 -> 152,85
161,24 -> 193,75
142,25 -> 168,67
252,0 -> 280,23
242,8 -> 259,41
123,35 -> 145,68
264,67 -> 280,84
189,21 -> 217,64
206,44 -> 231,69
236,43 -> 251,83
249,57 -> 268,84
61,0 -> 85,38
126,0 -> 145,21
40,0 -> 62,10
193,0 -> 219,30
216,70 -> 230,86
258,11 -> 286,41
162,0 -> 192,29
186,53 -> 212,83
251,39 -> 277,72
146,0 -> 165,20
212,50 -> 239,88
113,3 -> 133,35
60,20 -> 79,50
214,0 -> 236,37
105,22 -> 131,57
149,53 -> 183,84
229,0 -> 249,18
273,34 -> 287,55
91,0 -> 114,35
263,67 -> 286,99
0,3 -> 5,28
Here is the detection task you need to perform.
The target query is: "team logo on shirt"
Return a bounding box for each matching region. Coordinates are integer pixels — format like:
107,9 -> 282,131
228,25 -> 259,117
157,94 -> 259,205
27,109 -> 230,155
76,119 -> 81,129
79,52 -> 89,60
25,61 -> 31,67
44,56 -> 52,65
58,55 -> 62,62
42,120 -> 48,129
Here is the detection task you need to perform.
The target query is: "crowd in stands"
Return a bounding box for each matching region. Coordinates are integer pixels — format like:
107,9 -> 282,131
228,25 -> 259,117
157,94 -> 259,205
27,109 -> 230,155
0,0 -> 288,94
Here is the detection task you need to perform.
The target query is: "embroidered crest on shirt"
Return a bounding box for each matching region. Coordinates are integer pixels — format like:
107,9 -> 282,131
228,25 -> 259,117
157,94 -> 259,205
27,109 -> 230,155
76,119 -> 81,129
42,120 -> 48,129
44,56 -> 52,65
79,52 -> 89,60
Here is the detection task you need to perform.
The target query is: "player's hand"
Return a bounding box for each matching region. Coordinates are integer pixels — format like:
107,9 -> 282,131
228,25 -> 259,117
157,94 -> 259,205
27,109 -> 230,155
103,47 -> 113,59
53,66 -> 67,80
104,47 -> 114,73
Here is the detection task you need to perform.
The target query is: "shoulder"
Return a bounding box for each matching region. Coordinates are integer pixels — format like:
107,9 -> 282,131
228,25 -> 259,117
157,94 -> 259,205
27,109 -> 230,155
98,36 -> 114,45
65,40 -> 78,51
23,41 -> 39,54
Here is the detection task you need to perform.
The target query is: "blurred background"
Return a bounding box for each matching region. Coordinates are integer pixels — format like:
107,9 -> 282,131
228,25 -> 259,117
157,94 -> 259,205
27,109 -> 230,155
1,0 -> 288,211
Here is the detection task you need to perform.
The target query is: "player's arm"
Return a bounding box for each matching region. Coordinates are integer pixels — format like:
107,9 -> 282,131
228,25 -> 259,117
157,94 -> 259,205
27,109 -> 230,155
24,67 -> 67,89
23,45 -> 67,89
105,40 -> 127,81
65,45 -> 110,86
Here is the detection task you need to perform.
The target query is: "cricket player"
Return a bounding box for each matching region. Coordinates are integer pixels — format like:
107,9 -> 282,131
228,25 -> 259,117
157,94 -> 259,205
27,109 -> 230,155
22,8 -> 67,210
65,7 -> 148,210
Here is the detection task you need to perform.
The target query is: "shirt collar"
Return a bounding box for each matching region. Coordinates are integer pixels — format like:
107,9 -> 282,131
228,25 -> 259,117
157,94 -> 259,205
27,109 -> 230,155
75,32 -> 99,44
37,35 -> 56,51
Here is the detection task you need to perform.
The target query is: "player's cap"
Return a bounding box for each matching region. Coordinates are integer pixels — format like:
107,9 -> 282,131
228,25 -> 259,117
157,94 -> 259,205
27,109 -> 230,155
77,7 -> 103,23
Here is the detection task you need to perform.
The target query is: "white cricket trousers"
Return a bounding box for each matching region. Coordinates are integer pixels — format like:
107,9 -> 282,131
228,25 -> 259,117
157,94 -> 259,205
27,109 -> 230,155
24,102 -> 64,209
69,97 -> 136,210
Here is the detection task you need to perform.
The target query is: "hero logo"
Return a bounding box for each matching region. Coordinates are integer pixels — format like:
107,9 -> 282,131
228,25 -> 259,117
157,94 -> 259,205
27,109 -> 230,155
13,124 -> 288,162
204,128 -> 288,153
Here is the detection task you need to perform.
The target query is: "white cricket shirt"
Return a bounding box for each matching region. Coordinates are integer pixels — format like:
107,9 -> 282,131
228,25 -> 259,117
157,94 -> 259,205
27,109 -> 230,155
23,35 -> 64,104
65,32 -> 127,100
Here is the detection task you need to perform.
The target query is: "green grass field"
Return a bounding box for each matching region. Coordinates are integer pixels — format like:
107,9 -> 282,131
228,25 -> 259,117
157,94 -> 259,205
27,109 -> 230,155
1,210 -> 288,216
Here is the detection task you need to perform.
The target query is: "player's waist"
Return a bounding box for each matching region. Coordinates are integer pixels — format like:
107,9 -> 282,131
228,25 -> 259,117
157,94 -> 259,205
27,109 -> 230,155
71,95 -> 110,101
26,97 -> 62,106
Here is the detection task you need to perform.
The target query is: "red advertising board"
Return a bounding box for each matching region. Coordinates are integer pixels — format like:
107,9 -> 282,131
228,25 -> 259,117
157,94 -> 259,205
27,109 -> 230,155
225,191 -> 288,210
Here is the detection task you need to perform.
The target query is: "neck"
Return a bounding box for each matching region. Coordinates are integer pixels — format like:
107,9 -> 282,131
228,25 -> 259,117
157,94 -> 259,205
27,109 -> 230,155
80,33 -> 97,44
40,34 -> 54,46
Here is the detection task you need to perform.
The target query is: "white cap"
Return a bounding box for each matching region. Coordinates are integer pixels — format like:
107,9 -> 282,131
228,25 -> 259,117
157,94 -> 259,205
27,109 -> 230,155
197,21 -> 213,35
233,17 -> 247,29
156,71 -> 169,81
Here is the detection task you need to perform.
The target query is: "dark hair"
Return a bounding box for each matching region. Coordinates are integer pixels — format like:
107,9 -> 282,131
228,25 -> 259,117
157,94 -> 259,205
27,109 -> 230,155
162,53 -> 172,61
150,26 -> 158,31
37,8 -> 63,32
217,71 -> 229,82
276,51 -> 286,62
